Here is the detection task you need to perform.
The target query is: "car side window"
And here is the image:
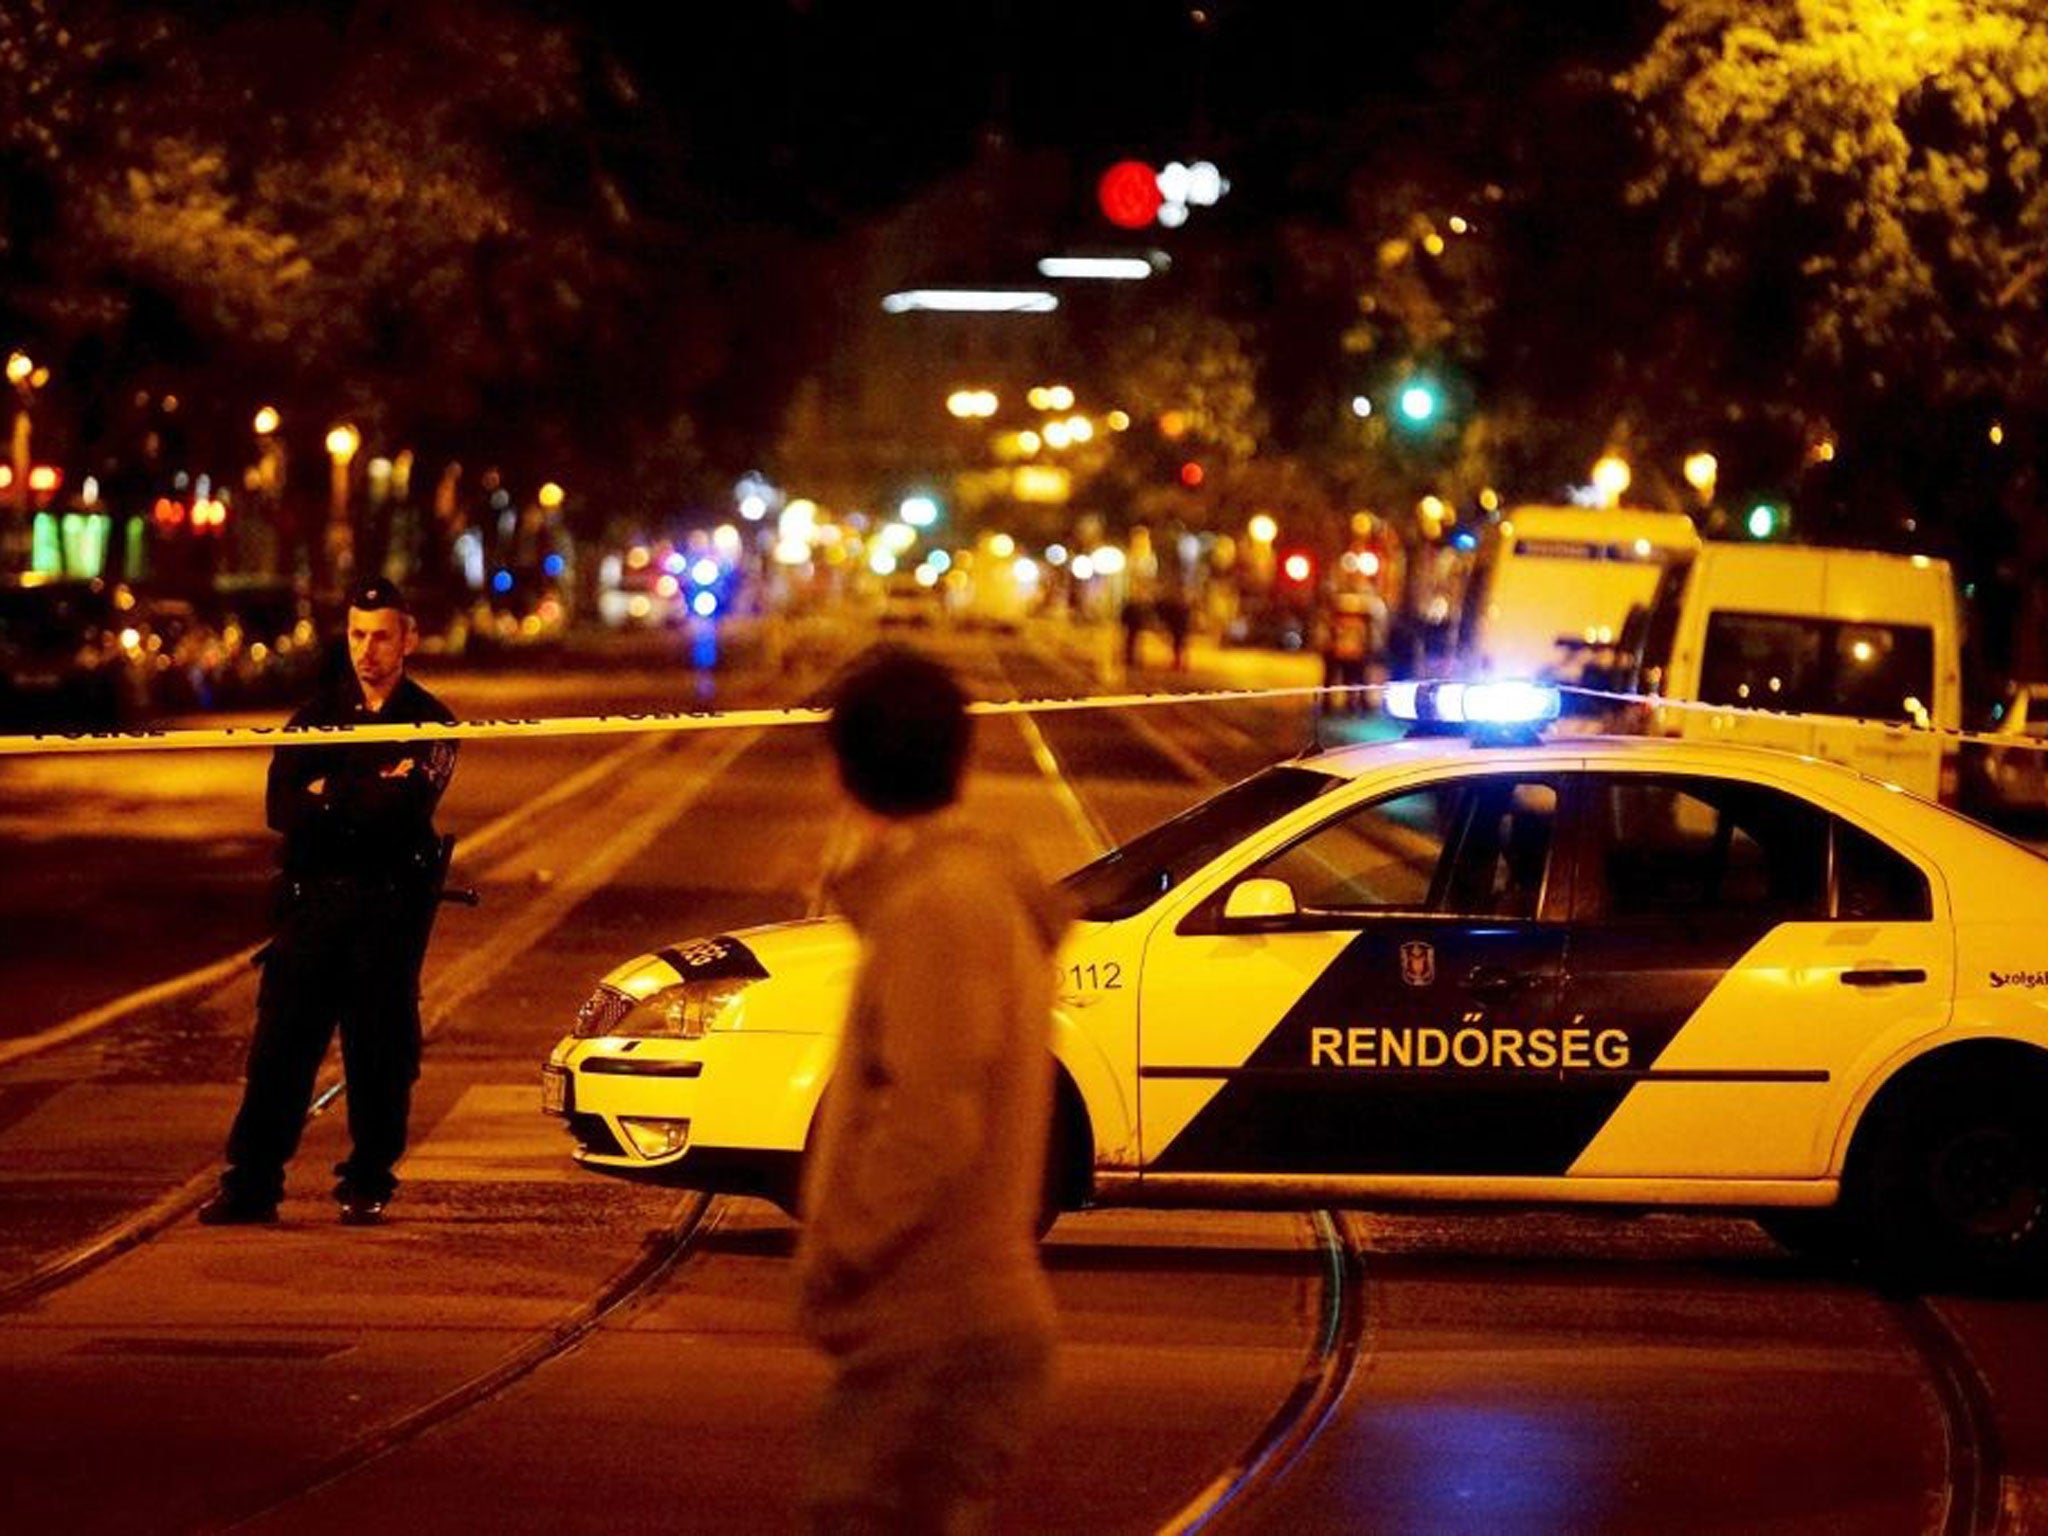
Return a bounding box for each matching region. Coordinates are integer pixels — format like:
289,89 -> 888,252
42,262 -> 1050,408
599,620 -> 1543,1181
1833,820 -> 1932,921
1246,776 -> 1558,920
1585,775 -> 1829,922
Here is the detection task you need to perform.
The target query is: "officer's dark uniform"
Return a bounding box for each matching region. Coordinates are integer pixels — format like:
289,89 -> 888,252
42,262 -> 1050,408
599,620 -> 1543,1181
206,584 -> 457,1223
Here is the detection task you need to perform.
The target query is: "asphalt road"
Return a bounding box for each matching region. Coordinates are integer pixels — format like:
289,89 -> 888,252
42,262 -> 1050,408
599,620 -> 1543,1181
2,619 -> 2044,1534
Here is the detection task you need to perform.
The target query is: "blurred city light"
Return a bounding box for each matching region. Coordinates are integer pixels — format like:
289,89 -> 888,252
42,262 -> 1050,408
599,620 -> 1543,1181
1097,160 -> 1164,229
1398,383 -> 1439,423
1037,255 -> 1156,281
1247,513 -> 1278,544
325,424 -> 361,461
253,406 -> 280,436
1683,451 -> 1718,499
1591,453 -> 1632,507
882,289 -> 1057,314
899,495 -> 939,528
538,481 -> 566,509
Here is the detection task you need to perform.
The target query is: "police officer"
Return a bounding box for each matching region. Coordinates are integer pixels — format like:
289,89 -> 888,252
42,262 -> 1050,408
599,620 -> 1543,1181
199,578 -> 459,1227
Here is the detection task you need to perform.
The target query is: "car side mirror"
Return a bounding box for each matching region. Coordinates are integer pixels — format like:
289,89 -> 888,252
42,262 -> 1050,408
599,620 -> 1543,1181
1221,877 -> 1299,926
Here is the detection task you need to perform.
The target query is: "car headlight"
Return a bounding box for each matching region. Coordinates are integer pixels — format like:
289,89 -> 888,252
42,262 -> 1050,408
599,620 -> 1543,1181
574,978 -> 754,1040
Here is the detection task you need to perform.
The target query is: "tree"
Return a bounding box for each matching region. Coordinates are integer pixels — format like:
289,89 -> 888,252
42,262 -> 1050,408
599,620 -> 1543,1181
1620,0 -> 2048,667
1621,0 -> 2048,403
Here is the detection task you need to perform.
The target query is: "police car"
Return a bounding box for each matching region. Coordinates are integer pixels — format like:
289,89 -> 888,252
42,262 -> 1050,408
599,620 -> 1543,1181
543,681 -> 2048,1288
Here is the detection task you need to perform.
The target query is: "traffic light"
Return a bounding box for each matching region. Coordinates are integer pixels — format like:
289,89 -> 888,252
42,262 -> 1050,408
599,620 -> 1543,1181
1745,501 -> 1786,539
1397,382 -> 1439,425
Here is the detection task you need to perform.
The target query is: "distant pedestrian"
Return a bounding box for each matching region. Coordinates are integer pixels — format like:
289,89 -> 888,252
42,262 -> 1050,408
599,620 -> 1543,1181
1120,595 -> 1151,670
1157,589 -> 1192,672
199,578 -> 458,1227
1318,591 -> 1376,715
797,645 -> 1070,1534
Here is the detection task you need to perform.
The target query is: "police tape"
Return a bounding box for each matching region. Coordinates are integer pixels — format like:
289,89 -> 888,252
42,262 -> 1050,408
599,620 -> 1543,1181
0,684 -> 1342,756
2,679 -> 2046,758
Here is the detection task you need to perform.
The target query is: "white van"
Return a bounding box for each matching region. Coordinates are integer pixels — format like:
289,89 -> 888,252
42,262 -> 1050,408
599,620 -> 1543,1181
1456,506 -> 1701,683
1627,542 -> 1962,802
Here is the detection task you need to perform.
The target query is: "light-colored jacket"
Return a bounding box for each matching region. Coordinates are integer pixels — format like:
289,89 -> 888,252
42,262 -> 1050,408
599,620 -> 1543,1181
796,809 -> 1070,1358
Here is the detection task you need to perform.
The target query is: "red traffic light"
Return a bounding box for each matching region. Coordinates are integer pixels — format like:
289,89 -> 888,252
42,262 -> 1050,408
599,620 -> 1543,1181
1098,160 -> 1163,230
1178,460 -> 1204,488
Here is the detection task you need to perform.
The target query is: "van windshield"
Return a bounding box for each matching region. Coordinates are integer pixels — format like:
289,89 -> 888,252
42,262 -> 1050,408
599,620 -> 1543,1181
1697,612 -> 1935,724
1629,559 -> 1694,691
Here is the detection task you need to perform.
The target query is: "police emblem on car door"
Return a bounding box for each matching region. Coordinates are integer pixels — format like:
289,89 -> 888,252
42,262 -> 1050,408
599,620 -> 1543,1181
1135,773 -> 1571,1175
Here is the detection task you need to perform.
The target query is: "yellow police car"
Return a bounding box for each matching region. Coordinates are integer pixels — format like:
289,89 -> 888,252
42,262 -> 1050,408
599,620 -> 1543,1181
543,681 -> 2048,1288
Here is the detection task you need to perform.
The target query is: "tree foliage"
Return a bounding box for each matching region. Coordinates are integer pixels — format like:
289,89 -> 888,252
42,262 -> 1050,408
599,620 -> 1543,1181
1620,0 -> 2048,408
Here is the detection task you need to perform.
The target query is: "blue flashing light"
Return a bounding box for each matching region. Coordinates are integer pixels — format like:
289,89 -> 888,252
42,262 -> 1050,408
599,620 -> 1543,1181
491,569 -> 513,595
1452,530 -> 1479,551
664,552 -> 688,576
691,589 -> 719,618
690,557 -> 721,588
1383,679 -> 1560,733
542,553 -> 565,578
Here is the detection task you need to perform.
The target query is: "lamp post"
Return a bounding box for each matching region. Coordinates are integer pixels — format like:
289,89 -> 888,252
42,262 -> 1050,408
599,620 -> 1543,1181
9,352 -> 37,520
325,423 -> 361,590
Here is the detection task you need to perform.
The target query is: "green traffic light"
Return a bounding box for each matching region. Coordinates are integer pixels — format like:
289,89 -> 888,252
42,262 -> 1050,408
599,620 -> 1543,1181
1398,384 -> 1439,424
1746,502 -> 1781,539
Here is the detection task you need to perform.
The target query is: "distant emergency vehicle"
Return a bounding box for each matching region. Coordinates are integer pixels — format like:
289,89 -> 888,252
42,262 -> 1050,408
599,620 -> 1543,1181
544,682 -> 2048,1289
1458,506 -> 1701,683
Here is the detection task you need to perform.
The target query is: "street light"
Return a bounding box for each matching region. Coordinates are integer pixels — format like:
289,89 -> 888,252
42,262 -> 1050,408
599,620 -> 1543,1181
325,423 -> 361,589
7,352 -> 37,527
1683,451 -> 1718,504
253,405 -> 281,437
1591,453 -> 1632,508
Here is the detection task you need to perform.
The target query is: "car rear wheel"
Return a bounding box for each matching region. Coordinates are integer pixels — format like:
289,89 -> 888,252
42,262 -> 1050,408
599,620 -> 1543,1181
1858,1078 -> 2048,1292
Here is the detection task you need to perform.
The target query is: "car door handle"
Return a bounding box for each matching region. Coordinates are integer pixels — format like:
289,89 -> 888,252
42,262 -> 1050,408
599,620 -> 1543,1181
1839,967 -> 1927,988
1464,966 -> 1537,1000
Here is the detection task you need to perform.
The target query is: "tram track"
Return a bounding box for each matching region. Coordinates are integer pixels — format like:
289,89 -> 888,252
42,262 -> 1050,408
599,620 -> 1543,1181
0,729 -> 743,1316
0,644 -> 868,1318
987,637 -> 1378,1534
1001,634 -> 2021,1533
206,1191 -> 721,1533
1894,1295 -> 2008,1536
1157,1210 -> 1371,1534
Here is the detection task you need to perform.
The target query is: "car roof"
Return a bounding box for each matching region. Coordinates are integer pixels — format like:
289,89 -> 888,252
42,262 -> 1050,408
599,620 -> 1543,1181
1301,728 -> 1912,800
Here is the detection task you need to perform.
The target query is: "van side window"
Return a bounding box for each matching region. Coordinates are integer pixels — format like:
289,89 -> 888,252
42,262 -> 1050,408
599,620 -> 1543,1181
1698,613 -> 1935,725
1833,820 -> 1932,921
1581,776 -> 1830,922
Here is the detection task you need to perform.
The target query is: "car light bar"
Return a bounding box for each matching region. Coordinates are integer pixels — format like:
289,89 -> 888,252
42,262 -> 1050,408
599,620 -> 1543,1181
1384,680 -> 1560,729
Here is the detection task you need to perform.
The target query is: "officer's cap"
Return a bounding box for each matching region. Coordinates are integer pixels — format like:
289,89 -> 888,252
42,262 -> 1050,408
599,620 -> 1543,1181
346,576 -> 410,615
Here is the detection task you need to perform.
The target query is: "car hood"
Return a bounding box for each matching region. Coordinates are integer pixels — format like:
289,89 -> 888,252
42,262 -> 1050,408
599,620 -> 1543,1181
596,916 -> 861,1035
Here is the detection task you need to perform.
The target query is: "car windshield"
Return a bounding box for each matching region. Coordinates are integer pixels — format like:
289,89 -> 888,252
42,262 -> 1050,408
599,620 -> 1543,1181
1061,765 -> 1342,922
